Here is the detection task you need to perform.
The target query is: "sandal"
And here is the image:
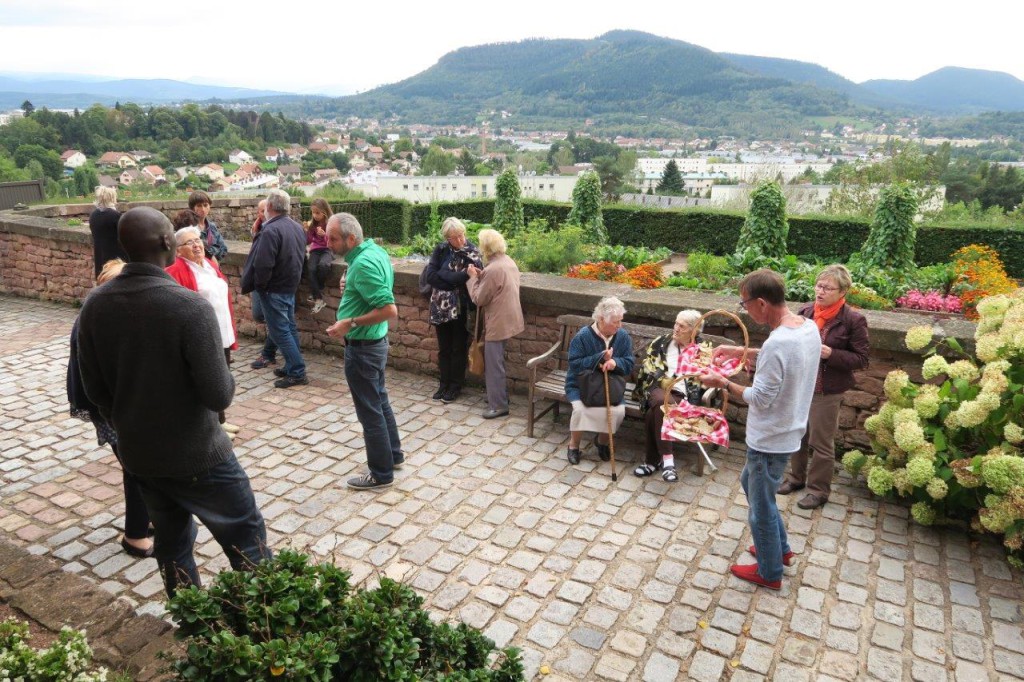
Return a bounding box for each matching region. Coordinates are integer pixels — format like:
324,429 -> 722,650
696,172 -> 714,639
661,467 -> 678,482
634,463 -> 658,477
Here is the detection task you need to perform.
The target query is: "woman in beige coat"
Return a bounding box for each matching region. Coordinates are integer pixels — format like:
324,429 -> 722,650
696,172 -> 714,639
467,229 -> 525,419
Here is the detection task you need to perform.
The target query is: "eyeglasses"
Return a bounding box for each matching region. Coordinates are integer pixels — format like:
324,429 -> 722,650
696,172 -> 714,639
814,283 -> 840,292
181,238 -> 202,247
739,297 -> 757,310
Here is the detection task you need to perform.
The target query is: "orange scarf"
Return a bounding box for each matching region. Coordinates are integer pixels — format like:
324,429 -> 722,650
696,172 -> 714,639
813,298 -> 845,331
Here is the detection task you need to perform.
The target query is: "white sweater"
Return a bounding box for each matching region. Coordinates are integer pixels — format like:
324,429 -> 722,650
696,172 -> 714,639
742,319 -> 821,453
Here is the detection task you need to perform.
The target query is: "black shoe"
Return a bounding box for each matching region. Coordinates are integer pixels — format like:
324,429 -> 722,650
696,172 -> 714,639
567,447 -> 581,465
273,368 -> 288,378
274,375 -> 309,388
441,386 -> 461,404
121,537 -> 154,558
432,385 -> 447,401
346,473 -> 393,490
595,441 -> 611,462
250,355 -> 276,369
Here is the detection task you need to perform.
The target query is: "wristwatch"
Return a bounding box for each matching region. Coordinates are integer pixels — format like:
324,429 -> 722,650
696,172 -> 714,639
350,317 -> 359,328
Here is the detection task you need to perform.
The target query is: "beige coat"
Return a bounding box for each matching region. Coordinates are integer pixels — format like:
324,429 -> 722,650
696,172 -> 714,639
467,253 -> 525,341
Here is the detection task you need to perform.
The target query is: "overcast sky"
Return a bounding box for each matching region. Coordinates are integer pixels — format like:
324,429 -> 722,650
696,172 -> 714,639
1,0 -> 1020,95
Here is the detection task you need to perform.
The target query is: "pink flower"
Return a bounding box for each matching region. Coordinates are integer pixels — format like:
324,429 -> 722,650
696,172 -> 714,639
896,289 -> 963,313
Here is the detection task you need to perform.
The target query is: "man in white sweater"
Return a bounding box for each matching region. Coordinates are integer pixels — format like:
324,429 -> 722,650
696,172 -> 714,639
700,269 -> 821,589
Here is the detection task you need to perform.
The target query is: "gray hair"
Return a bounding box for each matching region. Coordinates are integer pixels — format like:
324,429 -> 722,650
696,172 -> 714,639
266,189 -> 290,215
592,296 -> 626,324
675,309 -> 703,334
174,226 -> 200,245
817,263 -> 853,292
95,186 -> 117,209
441,216 -> 466,240
331,212 -> 364,243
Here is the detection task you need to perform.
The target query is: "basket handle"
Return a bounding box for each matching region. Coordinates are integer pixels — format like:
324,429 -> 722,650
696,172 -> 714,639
690,308 -> 750,374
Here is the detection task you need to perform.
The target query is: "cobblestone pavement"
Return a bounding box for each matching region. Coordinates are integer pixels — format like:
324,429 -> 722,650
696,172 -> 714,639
2,294 -> 1023,681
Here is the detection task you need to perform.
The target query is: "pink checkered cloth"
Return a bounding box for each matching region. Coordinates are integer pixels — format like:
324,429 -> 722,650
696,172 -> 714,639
661,402 -> 731,447
675,343 -> 742,379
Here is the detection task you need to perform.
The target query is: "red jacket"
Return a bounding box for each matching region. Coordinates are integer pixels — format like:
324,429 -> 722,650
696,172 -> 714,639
165,257 -> 239,350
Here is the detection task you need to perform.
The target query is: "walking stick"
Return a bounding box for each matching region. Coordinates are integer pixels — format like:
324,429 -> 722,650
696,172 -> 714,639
603,366 -> 617,482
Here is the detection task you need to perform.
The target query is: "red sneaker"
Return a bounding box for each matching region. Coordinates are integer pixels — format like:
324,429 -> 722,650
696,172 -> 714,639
748,544 -> 795,567
730,563 -> 781,590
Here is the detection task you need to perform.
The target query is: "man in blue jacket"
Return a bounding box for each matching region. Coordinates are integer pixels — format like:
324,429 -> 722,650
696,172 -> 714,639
241,189 -> 309,387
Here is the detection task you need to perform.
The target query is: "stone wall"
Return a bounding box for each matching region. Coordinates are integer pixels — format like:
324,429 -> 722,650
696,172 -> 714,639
1,199 -> 978,451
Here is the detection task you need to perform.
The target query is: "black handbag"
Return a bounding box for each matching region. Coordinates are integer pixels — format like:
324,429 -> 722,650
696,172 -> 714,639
577,366 -> 626,407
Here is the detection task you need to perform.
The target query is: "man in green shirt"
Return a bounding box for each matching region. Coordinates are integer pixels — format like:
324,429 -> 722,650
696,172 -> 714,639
326,213 -> 403,490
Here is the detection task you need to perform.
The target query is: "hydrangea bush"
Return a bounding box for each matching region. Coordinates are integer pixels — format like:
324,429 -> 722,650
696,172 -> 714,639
843,289 -> 1024,566
0,619 -> 109,681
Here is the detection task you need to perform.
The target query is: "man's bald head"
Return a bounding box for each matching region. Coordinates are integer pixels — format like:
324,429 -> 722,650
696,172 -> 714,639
118,207 -> 176,267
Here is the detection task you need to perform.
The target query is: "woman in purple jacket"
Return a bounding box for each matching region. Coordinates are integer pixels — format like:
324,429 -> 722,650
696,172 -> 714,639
778,264 -> 870,510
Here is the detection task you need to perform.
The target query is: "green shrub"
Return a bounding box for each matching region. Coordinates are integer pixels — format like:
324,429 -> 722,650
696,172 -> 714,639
685,251 -> 735,289
663,274 -> 703,289
861,182 -> 919,271
735,180 -> 789,259
843,294 -> 1024,567
592,244 -> 671,269
493,168 -> 525,238
845,286 -> 893,310
567,171 -> 606,245
166,549 -> 523,681
508,222 -> 589,274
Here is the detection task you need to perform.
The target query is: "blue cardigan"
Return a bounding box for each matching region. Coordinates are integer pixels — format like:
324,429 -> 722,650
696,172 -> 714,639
564,325 -> 634,403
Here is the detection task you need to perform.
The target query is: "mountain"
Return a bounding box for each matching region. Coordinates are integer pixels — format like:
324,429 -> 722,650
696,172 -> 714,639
0,76 -> 292,109
319,31 -> 853,137
861,67 -> 1024,113
719,54 -> 902,109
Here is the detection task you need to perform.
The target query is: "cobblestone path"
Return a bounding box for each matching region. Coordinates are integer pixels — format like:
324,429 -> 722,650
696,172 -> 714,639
1,295 -> 1022,680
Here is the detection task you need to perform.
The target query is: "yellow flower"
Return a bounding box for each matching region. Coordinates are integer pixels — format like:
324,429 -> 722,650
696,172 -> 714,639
905,325 -> 934,352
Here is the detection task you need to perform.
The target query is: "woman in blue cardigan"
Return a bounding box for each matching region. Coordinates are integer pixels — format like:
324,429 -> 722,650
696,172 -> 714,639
565,297 -> 634,465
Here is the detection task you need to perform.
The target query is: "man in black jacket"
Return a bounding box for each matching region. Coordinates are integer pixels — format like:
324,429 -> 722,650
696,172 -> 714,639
77,206 -> 270,597
241,189 -> 309,387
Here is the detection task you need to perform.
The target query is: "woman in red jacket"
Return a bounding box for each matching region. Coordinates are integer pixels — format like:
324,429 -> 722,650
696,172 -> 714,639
167,210 -> 240,434
778,264 -> 870,510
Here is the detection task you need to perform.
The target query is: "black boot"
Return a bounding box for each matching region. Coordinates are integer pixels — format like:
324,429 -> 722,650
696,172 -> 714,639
432,383 -> 448,401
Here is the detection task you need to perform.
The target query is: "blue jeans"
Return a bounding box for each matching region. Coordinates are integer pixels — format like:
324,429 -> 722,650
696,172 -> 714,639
344,338 -> 402,482
251,292 -> 278,361
741,447 -> 793,582
134,455 -> 271,597
255,290 -> 305,378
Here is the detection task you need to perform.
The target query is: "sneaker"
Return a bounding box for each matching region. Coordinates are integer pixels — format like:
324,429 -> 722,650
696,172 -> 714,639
274,375 -> 309,389
482,408 -> 509,419
222,422 -> 241,434
250,355 -> 276,369
432,385 -> 447,401
748,544 -> 795,567
347,473 -> 393,490
393,459 -> 405,471
441,386 -> 461,404
730,563 -> 781,590
567,447 -> 581,465
312,299 -> 326,314
273,368 -> 288,378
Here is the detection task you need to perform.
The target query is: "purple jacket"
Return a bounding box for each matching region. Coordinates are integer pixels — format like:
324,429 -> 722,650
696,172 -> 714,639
798,302 -> 870,395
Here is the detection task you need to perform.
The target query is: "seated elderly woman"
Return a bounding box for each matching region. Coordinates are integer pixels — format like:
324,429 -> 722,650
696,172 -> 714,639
166,210 -> 239,434
564,297 -> 634,465
631,309 -> 708,482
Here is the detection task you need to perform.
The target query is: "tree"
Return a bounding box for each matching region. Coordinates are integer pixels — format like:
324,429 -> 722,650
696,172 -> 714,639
72,166 -> 99,197
493,168 -> 525,237
861,182 -> 918,271
14,144 -> 63,180
457,150 -> 478,176
0,154 -> 29,182
656,159 -> 684,194
419,146 -> 456,176
567,171 -> 606,245
735,180 -> 789,259
21,100 -> 34,116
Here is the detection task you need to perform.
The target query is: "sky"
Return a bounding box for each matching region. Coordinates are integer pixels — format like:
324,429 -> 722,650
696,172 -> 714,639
0,0 -> 1021,96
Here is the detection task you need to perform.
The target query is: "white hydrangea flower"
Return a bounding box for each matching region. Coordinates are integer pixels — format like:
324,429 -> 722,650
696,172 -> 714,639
904,325 -> 934,352
921,355 -> 949,380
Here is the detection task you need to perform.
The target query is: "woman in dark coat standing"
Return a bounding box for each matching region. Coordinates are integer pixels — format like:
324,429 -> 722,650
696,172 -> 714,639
779,264 -> 870,510
424,217 -> 483,404
88,186 -> 126,277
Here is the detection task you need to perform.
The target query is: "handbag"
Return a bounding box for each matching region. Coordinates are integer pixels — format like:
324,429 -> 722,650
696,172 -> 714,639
578,367 -> 626,407
467,309 -> 485,377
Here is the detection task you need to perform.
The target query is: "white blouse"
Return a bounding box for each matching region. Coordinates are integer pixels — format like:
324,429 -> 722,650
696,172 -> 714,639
187,259 -> 235,348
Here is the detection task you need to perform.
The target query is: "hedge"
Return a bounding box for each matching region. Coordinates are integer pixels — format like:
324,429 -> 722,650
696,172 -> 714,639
298,198 -> 1024,277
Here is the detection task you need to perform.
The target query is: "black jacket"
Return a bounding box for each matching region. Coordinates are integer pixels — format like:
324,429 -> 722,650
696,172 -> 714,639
241,214 -> 307,294
77,263 -> 235,478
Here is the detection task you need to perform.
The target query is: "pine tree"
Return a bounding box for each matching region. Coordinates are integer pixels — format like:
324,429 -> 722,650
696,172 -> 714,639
656,159 -> 684,194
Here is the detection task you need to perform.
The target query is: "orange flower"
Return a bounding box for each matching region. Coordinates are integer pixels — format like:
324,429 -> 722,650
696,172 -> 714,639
951,244 -> 1016,319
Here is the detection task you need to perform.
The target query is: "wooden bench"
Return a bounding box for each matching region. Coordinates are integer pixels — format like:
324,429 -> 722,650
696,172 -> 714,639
526,313 -> 730,474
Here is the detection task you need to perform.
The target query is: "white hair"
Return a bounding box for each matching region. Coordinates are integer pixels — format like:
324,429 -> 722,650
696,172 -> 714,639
592,296 -> 626,324
675,309 -> 703,334
175,226 -> 200,245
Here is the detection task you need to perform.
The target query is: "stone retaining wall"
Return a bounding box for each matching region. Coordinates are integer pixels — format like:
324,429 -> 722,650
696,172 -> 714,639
0,538 -> 175,680
0,200 -> 978,451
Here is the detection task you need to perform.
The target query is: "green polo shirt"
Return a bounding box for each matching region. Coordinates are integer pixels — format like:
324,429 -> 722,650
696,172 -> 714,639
336,239 -> 395,340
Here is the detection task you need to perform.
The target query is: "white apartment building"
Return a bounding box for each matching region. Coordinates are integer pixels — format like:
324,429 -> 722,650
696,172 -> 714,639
710,183 -> 945,215
636,157 -> 708,176
706,162 -> 834,184
365,174 -> 581,203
